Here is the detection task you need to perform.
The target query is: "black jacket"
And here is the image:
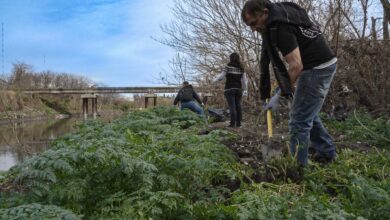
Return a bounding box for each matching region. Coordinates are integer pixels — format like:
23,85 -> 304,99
260,2 -> 320,100
224,66 -> 244,90
173,85 -> 202,105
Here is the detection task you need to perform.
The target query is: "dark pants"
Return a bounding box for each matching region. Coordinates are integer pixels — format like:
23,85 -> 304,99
224,89 -> 242,127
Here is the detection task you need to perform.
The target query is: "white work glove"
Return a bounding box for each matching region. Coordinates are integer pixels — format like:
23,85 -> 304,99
243,90 -> 248,97
263,89 -> 281,111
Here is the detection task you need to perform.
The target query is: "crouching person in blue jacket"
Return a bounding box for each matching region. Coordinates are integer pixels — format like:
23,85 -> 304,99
173,81 -> 204,116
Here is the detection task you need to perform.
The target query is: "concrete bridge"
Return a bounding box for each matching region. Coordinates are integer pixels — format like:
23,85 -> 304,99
22,86 -> 181,94
21,86 -> 213,119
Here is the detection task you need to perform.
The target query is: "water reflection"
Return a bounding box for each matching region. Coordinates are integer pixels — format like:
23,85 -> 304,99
0,118 -> 81,171
0,115 -> 122,171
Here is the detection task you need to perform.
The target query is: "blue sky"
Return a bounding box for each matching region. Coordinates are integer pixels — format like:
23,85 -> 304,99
0,0 -> 175,86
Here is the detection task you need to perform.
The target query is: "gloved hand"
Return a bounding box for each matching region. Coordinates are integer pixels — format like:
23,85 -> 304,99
243,90 -> 248,97
263,89 -> 281,111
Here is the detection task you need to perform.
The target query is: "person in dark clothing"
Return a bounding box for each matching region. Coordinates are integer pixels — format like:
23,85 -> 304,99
173,81 -> 204,115
242,0 -> 337,166
213,52 -> 248,128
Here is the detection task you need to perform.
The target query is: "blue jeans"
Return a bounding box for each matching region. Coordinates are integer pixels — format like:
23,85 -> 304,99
180,101 -> 204,116
289,63 -> 337,166
224,89 -> 242,127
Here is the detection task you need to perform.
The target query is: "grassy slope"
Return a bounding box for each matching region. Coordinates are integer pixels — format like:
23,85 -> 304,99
0,107 -> 389,220
0,92 -> 56,120
0,92 -> 137,120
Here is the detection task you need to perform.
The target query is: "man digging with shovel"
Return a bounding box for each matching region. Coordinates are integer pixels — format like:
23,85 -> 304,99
242,0 -> 337,166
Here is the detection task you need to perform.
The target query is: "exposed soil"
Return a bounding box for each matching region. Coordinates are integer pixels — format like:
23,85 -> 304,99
0,178 -> 25,193
202,108 -> 305,185
206,104 -> 378,185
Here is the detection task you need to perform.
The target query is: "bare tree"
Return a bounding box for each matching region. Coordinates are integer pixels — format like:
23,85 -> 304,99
380,0 -> 390,39
9,62 -> 34,89
157,53 -> 195,85
159,0 -> 264,105
40,71 -> 54,88
328,0 -> 390,111
159,0 -> 389,111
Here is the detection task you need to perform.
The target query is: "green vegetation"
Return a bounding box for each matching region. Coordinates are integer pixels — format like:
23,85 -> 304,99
0,204 -> 81,220
40,97 -> 72,115
324,111 -> 390,148
0,107 -> 389,219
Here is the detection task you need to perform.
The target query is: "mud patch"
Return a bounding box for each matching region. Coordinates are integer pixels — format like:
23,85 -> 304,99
216,111 -> 304,184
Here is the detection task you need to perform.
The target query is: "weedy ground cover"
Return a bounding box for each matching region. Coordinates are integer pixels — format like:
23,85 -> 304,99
324,111 -> 390,149
0,107 -> 389,220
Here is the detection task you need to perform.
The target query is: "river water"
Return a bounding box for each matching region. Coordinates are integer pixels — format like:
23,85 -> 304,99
0,115 -> 122,171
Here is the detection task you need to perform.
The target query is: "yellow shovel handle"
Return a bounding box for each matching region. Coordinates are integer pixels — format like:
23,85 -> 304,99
266,99 -> 273,138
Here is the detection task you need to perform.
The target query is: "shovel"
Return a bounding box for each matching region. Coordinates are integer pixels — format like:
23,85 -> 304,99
258,98 -> 278,181
263,89 -> 281,156
261,98 -> 274,162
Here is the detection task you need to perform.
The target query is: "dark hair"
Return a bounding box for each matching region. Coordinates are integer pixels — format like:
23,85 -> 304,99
182,81 -> 189,85
241,0 -> 271,24
227,52 -> 243,70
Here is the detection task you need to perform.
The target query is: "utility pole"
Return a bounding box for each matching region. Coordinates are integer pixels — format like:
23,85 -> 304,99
1,23 -> 4,75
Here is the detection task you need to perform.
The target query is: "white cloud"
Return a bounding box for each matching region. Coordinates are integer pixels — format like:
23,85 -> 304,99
0,0 -> 176,86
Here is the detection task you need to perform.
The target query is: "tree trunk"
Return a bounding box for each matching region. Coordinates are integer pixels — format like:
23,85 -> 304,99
371,17 -> 378,41
380,0 -> 390,40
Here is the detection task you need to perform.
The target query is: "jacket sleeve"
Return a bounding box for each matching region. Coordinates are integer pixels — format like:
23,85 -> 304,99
260,44 -> 271,100
173,90 -> 181,105
212,69 -> 226,84
192,90 -> 202,104
241,72 -> 248,92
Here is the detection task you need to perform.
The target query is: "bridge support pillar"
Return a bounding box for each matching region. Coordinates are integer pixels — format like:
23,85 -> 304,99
81,94 -> 98,119
82,97 -> 88,120
144,93 -> 157,108
93,97 -> 98,119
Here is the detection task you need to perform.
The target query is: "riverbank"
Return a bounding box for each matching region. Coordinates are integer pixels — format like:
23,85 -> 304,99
0,91 -> 69,122
0,90 -> 138,122
0,111 -> 69,125
0,110 -> 128,125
